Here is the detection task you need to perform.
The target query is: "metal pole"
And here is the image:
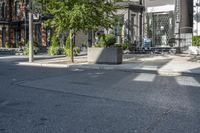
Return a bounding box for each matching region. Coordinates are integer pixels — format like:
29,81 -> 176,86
127,8 -> 130,42
139,0 -> 143,45
197,0 -> 199,35
29,1 -> 33,62
24,1 -> 27,43
178,0 -> 181,53
70,30 -> 74,63
178,25 -> 181,53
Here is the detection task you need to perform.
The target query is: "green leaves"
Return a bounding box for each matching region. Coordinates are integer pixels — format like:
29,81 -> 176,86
193,36 -> 200,47
34,0 -> 119,34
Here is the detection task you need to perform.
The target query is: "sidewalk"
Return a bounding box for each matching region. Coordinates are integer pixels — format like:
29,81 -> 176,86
18,54 -> 200,76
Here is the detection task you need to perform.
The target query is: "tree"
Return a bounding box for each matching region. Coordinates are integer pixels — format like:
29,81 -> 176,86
34,0 -> 121,62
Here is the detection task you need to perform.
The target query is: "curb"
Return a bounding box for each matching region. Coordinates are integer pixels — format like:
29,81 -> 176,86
70,65 -> 200,76
17,62 -> 200,76
18,62 -> 70,68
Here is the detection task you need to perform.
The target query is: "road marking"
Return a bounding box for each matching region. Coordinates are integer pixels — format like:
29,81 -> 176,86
133,73 -> 156,82
176,76 -> 200,87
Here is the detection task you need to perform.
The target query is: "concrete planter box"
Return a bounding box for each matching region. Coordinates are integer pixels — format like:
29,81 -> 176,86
189,46 -> 200,55
88,47 -> 123,64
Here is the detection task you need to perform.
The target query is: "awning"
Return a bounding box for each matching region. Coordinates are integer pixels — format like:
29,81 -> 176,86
115,2 -> 145,12
0,21 -> 9,25
147,5 -> 175,13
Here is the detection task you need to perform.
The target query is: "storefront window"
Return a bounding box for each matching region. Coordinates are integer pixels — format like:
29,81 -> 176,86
1,3 -> 5,18
25,0 -> 29,18
114,15 -> 124,44
115,15 -> 124,36
15,0 -> 20,17
15,31 -> 21,45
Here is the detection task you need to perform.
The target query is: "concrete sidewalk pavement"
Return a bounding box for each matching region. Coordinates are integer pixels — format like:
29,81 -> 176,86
17,54 -> 200,76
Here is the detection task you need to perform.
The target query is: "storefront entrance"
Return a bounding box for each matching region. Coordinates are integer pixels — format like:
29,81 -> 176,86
146,12 -> 175,47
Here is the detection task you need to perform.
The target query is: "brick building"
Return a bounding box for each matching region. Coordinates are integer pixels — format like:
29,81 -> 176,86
0,0 -> 48,48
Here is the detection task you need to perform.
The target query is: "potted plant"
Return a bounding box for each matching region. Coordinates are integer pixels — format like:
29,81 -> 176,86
87,34 -> 123,64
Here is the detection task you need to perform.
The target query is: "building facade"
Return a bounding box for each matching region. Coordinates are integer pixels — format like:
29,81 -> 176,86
74,0 -> 144,48
0,0 -> 48,48
144,0 -> 193,49
114,0 -> 144,45
194,0 -> 200,36
144,0 -> 176,46
0,0 -> 194,50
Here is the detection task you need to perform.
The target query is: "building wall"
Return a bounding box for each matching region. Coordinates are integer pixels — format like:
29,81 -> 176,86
145,0 -> 175,7
144,0 -> 193,48
0,0 -> 9,47
0,0 -> 47,48
115,9 -> 141,44
194,0 -> 200,36
75,31 -> 88,47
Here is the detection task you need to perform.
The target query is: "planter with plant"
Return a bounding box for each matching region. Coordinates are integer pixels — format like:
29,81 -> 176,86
88,34 -> 122,64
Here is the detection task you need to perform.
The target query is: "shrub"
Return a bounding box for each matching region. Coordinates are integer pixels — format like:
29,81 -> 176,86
49,34 -> 64,56
25,42 -> 39,55
25,47 -> 29,55
73,46 -> 81,56
123,41 -> 132,50
99,34 -> 116,47
65,35 -> 71,57
193,36 -> 200,47
49,46 -> 55,56
49,46 -> 64,56
122,44 -> 129,50
115,41 -> 131,50
65,35 -> 80,57
5,42 -> 11,48
104,34 -> 116,47
16,43 -> 19,48
51,35 -> 60,47
94,43 -> 103,48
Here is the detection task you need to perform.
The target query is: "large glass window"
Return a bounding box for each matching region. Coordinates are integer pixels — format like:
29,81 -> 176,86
0,4 -> 2,18
25,0 -> 29,18
0,2 -> 5,19
1,3 -> 5,18
15,30 -> 21,45
15,0 -> 20,16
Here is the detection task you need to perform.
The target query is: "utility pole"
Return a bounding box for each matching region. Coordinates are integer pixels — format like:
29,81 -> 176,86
175,0 -> 181,53
24,0 -> 27,44
70,30 -> 74,63
29,0 -> 33,62
139,0 -> 144,46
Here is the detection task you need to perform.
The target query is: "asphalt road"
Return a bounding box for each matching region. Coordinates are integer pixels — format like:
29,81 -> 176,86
0,57 -> 200,133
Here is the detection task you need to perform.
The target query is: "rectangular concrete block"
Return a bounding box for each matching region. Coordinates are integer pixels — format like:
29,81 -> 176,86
88,47 -> 122,64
